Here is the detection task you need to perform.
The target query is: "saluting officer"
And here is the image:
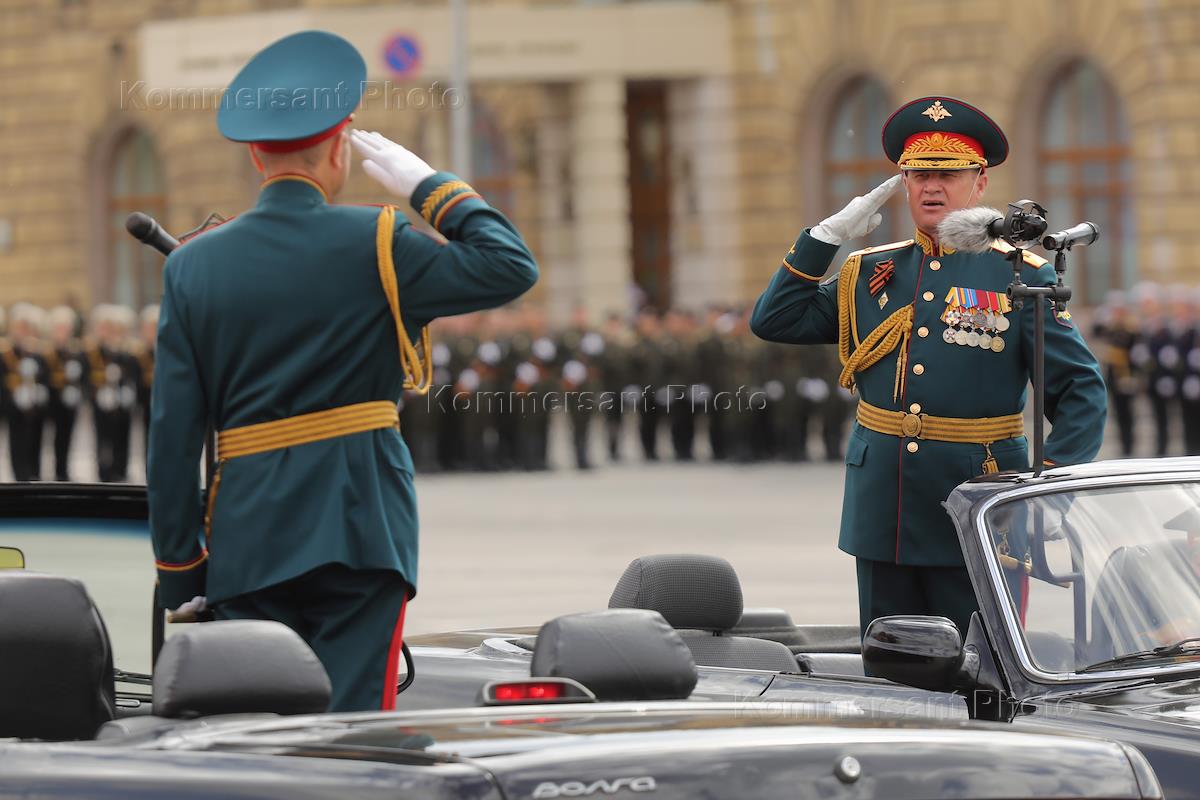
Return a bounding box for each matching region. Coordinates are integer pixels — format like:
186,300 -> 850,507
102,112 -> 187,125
147,31 -> 538,712
45,305 -> 87,482
751,97 -> 1106,637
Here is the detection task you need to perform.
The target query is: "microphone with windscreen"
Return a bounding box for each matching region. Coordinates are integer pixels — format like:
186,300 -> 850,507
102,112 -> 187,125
937,207 -> 1006,253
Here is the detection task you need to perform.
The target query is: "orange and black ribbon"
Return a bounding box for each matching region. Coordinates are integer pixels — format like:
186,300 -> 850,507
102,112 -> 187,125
868,259 -> 895,296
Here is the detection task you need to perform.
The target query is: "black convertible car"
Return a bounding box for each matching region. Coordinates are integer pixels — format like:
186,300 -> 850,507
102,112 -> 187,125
3,458 -> 1200,797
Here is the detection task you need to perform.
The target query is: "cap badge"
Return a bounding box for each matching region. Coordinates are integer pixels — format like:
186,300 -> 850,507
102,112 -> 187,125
922,100 -> 952,123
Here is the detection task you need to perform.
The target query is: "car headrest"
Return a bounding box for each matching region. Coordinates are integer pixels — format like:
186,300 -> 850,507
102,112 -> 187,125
0,571 -> 115,740
608,554 -> 743,631
532,609 -> 697,701
153,620 -> 331,718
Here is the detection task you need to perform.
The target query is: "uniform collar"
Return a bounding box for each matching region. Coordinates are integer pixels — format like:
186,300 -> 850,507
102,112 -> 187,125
257,174 -> 329,207
914,228 -> 956,257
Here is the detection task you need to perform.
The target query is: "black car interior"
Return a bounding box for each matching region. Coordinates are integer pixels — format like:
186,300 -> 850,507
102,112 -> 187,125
0,570 -> 331,742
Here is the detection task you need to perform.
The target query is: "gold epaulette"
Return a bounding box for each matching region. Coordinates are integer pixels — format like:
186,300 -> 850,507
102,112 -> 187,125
849,240 -> 914,259
991,240 -> 1049,268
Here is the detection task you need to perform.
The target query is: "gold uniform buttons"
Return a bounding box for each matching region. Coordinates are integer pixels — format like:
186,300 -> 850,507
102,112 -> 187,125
923,291 -> 935,302
930,260 -> 941,270
912,363 -> 925,375
907,441 -> 919,453
909,403 -> 921,414
917,326 -> 929,338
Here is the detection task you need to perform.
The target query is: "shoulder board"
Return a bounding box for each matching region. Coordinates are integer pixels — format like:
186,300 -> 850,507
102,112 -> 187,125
849,240 -> 914,258
990,241 -> 1049,267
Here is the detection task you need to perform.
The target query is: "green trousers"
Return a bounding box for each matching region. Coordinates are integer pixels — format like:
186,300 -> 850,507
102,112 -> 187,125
856,558 -> 980,639
216,564 -> 409,712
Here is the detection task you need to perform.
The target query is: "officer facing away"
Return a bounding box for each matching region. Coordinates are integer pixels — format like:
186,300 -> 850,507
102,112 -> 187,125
751,97 -> 1105,638
147,31 -> 538,711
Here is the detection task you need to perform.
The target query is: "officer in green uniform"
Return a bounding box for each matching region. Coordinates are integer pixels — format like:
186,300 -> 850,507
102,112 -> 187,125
147,31 -> 538,711
751,96 -> 1105,637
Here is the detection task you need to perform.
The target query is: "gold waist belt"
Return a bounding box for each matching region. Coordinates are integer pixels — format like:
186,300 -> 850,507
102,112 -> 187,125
856,400 -> 1023,444
217,401 -> 399,460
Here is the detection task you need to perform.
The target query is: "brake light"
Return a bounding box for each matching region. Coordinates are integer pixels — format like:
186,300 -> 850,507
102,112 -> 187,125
494,682 -> 566,702
478,677 -> 596,706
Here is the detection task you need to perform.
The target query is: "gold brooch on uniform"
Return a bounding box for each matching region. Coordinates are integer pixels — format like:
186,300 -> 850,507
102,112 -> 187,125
942,287 -> 1011,352
922,100 -> 952,123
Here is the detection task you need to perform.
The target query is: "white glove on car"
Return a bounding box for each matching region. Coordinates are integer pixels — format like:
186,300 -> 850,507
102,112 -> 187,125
350,130 -> 437,201
811,175 -> 902,246
167,595 -> 208,624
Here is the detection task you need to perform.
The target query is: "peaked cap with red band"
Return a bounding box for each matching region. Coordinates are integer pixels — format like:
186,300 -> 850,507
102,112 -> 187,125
881,96 -> 1008,170
217,30 -> 365,151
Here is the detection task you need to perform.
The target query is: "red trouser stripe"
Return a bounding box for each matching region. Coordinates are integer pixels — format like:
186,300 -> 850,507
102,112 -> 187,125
381,598 -> 408,711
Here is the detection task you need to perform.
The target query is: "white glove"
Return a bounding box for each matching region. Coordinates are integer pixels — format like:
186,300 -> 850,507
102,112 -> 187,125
811,175 -> 902,246
167,595 -> 208,624
350,130 -> 437,201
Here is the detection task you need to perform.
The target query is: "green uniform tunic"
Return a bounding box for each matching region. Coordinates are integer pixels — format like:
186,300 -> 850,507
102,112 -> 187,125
148,173 -> 538,610
751,228 -> 1105,570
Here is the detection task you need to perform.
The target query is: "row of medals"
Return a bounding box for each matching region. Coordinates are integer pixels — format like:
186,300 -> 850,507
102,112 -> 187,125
943,307 -> 1009,352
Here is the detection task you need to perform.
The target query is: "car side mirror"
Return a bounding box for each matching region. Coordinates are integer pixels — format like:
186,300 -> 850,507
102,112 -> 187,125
0,547 -> 25,569
862,615 -> 963,691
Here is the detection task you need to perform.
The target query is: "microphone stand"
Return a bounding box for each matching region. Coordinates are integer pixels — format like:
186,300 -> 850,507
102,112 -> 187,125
1003,244 -> 1072,478
126,213 -> 218,666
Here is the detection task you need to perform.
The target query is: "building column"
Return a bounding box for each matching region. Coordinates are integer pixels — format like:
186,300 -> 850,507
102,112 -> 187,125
668,77 -> 738,310
568,76 -> 630,319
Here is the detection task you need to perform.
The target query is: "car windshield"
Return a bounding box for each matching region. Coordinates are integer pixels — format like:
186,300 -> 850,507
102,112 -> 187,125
1,517 -> 154,674
984,481 -> 1200,675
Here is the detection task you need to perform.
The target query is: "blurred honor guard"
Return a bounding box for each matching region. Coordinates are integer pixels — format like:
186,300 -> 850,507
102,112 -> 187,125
147,31 -> 538,712
3,304 -> 50,481
46,306 -> 87,482
1093,290 -> 1139,457
751,97 -> 1106,637
88,305 -> 138,483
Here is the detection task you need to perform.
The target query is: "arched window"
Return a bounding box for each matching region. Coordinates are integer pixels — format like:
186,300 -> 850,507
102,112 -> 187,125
471,99 -> 514,215
107,130 -> 166,308
822,76 -> 898,251
1039,61 -> 1132,305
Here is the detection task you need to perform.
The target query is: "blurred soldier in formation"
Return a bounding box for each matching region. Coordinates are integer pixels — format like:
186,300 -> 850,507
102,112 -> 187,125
0,306 -> 6,468
721,310 -> 761,463
1093,290 -> 1140,457
1172,288 -> 1200,456
628,307 -> 664,461
88,304 -> 138,483
1131,283 -> 1174,458
695,308 -> 732,461
134,305 -> 158,461
524,307 -> 559,471
560,305 -> 603,470
3,304 -> 50,481
599,312 -> 630,462
661,309 -> 698,461
45,305 -> 87,482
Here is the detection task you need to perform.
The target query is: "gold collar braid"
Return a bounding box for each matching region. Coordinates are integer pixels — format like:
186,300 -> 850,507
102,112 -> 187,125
375,205 -> 434,394
836,253 -> 915,403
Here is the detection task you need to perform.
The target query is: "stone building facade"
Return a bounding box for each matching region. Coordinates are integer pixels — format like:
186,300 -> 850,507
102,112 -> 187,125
0,0 -> 1196,320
